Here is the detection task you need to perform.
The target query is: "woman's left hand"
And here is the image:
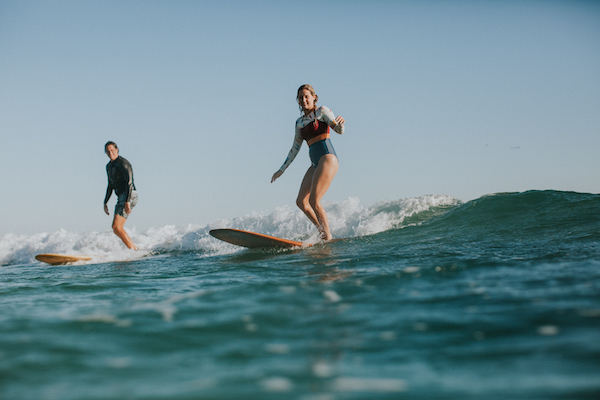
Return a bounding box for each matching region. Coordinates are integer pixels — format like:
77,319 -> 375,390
271,170 -> 283,183
335,115 -> 345,126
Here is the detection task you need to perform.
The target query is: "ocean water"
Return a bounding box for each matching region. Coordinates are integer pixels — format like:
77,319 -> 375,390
1,190 -> 599,399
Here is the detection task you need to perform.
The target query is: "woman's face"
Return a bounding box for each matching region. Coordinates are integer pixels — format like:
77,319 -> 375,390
106,144 -> 119,161
298,89 -> 317,113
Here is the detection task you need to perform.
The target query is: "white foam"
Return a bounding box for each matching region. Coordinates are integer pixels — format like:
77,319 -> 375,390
261,377 -> 294,392
323,290 -> 342,303
332,377 -> 408,392
0,195 -> 461,266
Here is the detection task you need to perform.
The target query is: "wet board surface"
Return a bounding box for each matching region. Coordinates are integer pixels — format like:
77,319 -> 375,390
35,254 -> 92,265
209,229 -> 307,249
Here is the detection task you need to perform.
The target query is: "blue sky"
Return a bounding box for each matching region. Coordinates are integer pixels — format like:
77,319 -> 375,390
1,0 -> 599,235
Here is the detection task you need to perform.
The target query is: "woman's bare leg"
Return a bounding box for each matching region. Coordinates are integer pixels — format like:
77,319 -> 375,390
296,166 -> 320,226
309,154 -> 338,240
112,214 -> 138,250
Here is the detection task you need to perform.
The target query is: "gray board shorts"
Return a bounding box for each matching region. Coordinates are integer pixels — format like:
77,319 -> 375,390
115,191 -> 138,219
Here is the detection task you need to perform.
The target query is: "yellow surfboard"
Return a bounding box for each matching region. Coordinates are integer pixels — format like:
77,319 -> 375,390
209,229 -> 307,249
35,254 -> 92,265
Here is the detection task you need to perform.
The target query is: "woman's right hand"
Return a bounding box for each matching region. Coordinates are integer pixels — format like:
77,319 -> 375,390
271,170 -> 283,183
104,204 -> 110,215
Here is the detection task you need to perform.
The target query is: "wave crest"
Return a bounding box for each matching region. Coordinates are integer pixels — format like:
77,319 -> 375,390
1,194 -> 460,266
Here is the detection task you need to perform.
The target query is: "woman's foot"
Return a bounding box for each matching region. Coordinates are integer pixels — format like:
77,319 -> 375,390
318,227 -> 332,241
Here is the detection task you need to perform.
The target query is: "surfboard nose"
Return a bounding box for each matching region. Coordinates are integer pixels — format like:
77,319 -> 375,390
209,229 -> 306,249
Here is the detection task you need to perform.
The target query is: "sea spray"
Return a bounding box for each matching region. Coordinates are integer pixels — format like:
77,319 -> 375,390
1,195 -> 460,266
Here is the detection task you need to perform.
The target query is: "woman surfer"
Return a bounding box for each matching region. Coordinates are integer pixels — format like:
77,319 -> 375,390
271,84 -> 345,241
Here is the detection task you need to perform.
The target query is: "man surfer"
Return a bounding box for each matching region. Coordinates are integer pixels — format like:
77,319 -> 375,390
103,141 -> 138,250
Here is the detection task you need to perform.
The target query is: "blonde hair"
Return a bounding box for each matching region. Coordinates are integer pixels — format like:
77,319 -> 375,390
297,84 -> 318,113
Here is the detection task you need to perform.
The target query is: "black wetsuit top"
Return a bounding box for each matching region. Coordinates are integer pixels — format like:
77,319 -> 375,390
104,156 -> 136,204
